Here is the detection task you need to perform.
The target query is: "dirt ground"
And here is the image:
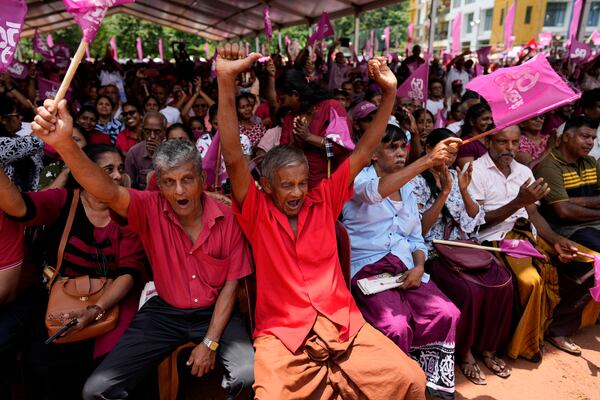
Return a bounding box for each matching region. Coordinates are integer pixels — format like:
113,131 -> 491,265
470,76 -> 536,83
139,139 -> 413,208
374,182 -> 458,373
455,324 -> 600,400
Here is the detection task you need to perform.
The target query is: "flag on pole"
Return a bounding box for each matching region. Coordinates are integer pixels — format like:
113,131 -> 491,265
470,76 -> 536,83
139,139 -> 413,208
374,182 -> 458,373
136,37 -> 143,60
308,11 -> 334,46
263,5 -> 273,39
568,39 -> 592,64
0,0 -> 27,73
63,0 -> 135,43
47,33 -> 54,48
407,23 -> 414,45
476,46 -> 491,66
52,41 -> 72,69
33,30 -> 55,61
434,109 -> 447,129
396,54 -> 430,104
499,239 -> 546,259
465,54 -> 581,131
38,77 -> 72,101
202,131 -> 228,187
568,0 -> 584,41
538,32 -> 552,47
384,27 -> 391,57
158,37 -> 164,61
504,1 -> 516,50
451,13 -> 462,55
109,36 -> 118,60
204,43 -> 209,59
591,30 -> 600,46
7,60 -> 28,79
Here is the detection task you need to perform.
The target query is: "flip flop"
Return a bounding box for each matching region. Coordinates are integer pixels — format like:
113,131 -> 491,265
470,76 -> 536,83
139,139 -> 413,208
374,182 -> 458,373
459,361 -> 487,385
482,355 -> 511,378
547,337 -> 582,356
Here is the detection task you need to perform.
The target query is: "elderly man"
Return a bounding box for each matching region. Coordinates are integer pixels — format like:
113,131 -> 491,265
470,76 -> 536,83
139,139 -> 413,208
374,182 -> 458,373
32,101 -> 254,400
468,126 -> 578,361
217,44 -> 426,399
534,116 -> 599,354
125,111 -> 166,190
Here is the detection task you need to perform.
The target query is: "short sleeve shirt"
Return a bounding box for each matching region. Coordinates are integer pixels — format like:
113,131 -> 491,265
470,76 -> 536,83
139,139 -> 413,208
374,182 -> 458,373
233,159 -> 365,352
0,212 -> 24,271
126,190 -> 252,309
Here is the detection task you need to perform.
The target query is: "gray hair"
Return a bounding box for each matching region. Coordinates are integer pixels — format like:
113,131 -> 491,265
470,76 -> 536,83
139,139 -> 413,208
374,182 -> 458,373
261,145 -> 308,182
143,111 -> 167,128
152,139 -> 203,179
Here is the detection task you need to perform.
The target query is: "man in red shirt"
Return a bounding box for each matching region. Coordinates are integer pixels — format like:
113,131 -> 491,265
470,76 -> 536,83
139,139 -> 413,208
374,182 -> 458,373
217,44 -> 426,399
32,103 -> 254,399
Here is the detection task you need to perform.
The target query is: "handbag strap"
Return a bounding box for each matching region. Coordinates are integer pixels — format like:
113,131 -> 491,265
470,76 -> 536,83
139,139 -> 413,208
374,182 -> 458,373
47,189 -> 80,289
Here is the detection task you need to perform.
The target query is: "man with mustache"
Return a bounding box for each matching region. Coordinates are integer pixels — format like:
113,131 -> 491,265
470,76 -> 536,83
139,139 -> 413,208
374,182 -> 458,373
468,126 -> 580,362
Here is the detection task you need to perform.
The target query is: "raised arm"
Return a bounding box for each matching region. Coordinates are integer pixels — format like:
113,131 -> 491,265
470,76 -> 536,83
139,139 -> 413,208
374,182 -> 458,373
31,99 -> 131,217
216,44 -> 262,208
0,167 -> 26,218
348,57 -> 397,180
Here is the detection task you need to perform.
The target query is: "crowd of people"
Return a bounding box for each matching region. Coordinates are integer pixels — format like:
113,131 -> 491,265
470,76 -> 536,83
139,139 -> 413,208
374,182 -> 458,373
0,36 -> 599,400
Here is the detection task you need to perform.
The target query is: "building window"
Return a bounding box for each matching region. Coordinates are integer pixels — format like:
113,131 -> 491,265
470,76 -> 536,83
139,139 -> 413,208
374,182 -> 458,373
544,2 -> 568,26
465,0 -> 475,4
483,8 -> 493,31
453,0 -> 461,9
465,12 -> 474,34
588,2 -> 600,26
500,8 -> 505,26
524,6 -> 533,24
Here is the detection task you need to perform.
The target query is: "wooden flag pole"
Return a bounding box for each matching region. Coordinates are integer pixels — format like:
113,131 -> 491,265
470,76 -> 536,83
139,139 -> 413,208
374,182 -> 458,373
432,239 -> 503,252
460,127 -> 497,146
53,40 -> 88,107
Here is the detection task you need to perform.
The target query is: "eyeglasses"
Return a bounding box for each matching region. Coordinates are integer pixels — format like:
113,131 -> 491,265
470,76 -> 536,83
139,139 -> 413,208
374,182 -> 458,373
121,110 -> 138,117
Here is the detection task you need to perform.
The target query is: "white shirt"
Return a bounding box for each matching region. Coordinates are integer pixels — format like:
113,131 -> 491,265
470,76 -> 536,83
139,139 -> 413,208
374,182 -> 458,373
447,120 -> 463,134
468,152 -> 535,241
160,106 -> 182,127
445,67 -> 470,97
426,99 -> 445,117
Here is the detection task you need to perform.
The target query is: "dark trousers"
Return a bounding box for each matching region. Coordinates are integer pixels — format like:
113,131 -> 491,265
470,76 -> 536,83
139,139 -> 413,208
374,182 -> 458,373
82,296 -> 254,400
546,228 -> 598,337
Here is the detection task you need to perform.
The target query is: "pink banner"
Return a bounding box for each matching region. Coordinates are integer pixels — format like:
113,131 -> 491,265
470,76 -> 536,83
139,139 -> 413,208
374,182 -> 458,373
476,46 -> 491,66
504,1 -> 516,50
384,26 -> 391,56
407,23 -> 414,45
396,54 -> 430,103
538,32 -> 553,48
325,107 -> 355,150
33,29 -> 55,61
261,43 -> 265,55
53,41 -> 72,69
0,0 -> 27,73
47,33 -> 54,48
109,36 -> 118,60
500,239 -> 546,259
568,0 -> 584,41
202,131 -> 227,187
451,13 -> 462,55
158,37 -> 164,61
8,60 -> 28,79
591,30 -> 600,46
465,54 -> 581,131
204,43 -> 209,59
475,63 -> 484,77
38,77 -> 72,101
136,37 -> 143,60
308,11 -> 335,46
263,5 -> 273,39
63,0 -> 134,42
434,108 -> 446,129
569,39 -> 592,64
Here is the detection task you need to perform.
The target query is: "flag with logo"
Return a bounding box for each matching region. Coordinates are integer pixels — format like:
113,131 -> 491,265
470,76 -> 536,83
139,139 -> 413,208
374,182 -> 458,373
33,29 -> 56,61
8,60 -> 28,79
465,54 -> 580,131
63,0 -> 134,42
0,0 -> 26,73
477,46 -> 491,66
38,77 -> 72,100
396,54 -> 430,104
538,32 -> 552,47
568,39 -> 592,64
308,11 -> 334,46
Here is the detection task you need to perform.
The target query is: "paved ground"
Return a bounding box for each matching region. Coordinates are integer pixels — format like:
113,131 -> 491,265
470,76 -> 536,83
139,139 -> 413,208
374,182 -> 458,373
455,324 -> 600,400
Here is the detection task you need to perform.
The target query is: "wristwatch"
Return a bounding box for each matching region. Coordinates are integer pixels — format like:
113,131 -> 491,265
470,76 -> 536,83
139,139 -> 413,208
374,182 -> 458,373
202,337 -> 219,351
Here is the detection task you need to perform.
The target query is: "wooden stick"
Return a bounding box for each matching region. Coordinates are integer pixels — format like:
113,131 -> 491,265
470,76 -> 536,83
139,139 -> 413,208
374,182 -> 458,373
432,239 -> 503,252
460,127 -> 497,146
53,40 -> 88,107
577,251 -> 596,260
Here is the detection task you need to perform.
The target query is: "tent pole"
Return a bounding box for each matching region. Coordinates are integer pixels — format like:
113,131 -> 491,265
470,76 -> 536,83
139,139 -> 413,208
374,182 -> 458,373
255,36 -> 260,53
354,12 -> 360,54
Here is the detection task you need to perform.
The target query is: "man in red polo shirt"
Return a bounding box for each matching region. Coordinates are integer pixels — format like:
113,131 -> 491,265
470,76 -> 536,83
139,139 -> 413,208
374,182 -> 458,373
32,103 -> 254,399
217,44 -> 426,399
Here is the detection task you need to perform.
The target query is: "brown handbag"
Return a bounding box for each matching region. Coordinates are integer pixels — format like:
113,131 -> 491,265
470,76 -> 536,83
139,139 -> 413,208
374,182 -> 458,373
44,189 -> 119,344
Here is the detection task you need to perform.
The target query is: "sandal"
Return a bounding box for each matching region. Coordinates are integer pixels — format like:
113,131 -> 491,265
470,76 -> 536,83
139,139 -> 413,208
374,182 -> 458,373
459,361 -> 487,385
547,336 -> 582,356
482,355 -> 511,378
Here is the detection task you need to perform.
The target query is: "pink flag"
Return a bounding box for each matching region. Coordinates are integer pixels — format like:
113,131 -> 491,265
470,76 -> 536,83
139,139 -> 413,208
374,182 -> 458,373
33,30 -> 55,61
475,63 -> 484,77
578,253 -> 600,301
451,13 -> 462,55
591,31 -> 600,46
569,39 -> 592,64
261,43 -> 265,55
476,46 -> 491,66
568,0 -> 584,41
499,239 -> 546,259
158,37 -> 164,61
308,11 -> 335,46
52,41 -> 72,69
407,23 -> 414,45
285,35 -> 291,47
63,0 -> 135,42
384,27 -> 391,57
47,33 -> 54,48
263,5 -> 273,39
504,1 -> 516,50
396,54 -> 430,104
7,60 -> 28,79
204,43 -> 209,59
109,36 -> 118,60
38,77 -> 72,101
0,0 -> 27,73
246,42 -> 250,54
465,54 -> 581,131
202,131 -> 227,187
325,108 -> 355,150
434,109 -> 446,129
538,32 -> 553,47
136,37 -> 143,60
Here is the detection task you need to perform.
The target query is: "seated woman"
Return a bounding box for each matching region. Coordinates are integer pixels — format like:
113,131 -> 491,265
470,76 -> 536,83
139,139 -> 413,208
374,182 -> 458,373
343,123 -> 461,398
516,115 -> 552,167
455,103 -> 493,170
412,129 -> 513,385
0,144 -> 147,400
276,69 -> 355,188
95,95 -> 124,143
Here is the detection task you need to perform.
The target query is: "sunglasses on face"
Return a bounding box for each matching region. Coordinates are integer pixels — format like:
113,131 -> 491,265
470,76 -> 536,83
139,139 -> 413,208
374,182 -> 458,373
121,110 -> 138,117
